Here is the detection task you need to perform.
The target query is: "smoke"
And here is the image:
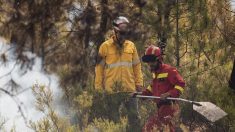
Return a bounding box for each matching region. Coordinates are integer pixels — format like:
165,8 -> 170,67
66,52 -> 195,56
232,0 -> 235,10
0,37 -> 64,131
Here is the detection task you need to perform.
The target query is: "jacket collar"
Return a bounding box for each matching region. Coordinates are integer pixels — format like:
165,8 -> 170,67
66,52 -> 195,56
154,63 -> 164,73
111,35 -> 128,48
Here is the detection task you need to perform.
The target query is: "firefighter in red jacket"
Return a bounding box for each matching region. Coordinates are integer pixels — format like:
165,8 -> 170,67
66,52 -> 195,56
139,45 -> 185,132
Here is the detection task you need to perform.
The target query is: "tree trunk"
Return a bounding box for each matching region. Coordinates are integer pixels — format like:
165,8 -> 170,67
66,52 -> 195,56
175,0 -> 180,67
157,0 -> 175,55
229,59 -> 235,90
96,0 -> 108,50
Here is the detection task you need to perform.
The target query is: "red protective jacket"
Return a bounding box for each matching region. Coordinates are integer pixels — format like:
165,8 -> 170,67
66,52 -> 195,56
142,63 -> 185,132
142,63 -> 185,103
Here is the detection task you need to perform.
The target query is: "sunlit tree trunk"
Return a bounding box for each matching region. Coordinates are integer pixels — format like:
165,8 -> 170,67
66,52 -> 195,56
175,0 -> 180,67
157,0 -> 175,54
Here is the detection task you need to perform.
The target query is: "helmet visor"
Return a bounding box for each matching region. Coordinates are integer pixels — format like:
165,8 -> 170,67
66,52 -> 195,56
114,23 -> 129,32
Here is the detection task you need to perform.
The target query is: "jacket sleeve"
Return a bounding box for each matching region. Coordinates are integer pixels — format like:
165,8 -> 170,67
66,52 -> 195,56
142,85 -> 153,96
95,44 -> 106,91
132,46 -> 143,87
167,68 -> 185,98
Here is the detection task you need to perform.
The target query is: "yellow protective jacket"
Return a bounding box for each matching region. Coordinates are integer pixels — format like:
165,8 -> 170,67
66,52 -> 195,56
95,37 -> 143,93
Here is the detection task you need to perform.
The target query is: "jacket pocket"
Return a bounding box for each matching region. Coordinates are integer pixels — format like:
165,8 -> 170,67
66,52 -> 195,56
122,48 -> 133,62
106,48 -> 118,64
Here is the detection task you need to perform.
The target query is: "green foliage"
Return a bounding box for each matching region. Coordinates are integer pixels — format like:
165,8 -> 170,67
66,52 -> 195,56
1,0 -> 235,131
31,84 -> 76,132
74,91 -> 93,111
29,84 -> 134,132
84,118 -> 128,132
73,91 -> 93,129
138,100 -> 156,125
32,84 -> 53,112
181,62 -> 235,131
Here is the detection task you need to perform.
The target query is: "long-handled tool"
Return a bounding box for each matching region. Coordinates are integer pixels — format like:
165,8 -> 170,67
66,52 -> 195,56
136,95 -> 227,122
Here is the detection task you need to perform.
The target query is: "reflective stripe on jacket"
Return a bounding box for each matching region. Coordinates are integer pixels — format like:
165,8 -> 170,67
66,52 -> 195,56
142,64 -> 185,103
95,37 -> 143,93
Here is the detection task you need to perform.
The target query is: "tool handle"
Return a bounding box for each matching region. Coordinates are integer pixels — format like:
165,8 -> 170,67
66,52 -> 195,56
136,95 -> 201,106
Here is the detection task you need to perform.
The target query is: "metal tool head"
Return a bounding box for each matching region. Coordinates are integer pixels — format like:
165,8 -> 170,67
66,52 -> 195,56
135,95 -> 227,122
193,102 -> 227,122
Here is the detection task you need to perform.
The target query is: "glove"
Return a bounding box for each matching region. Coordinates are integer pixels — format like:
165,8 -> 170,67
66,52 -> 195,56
131,92 -> 138,98
160,92 -> 170,100
130,92 -> 142,98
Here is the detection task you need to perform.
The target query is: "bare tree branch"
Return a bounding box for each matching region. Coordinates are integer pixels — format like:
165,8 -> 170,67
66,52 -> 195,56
222,6 -> 235,14
185,65 -> 223,78
215,23 -> 235,46
0,62 -> 17,79
0,87 -> 28,126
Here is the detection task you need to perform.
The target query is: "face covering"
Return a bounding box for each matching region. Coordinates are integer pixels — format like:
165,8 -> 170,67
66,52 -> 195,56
149,61 -> 160,72
114,23 -> 129,47
115,31 -> 127,46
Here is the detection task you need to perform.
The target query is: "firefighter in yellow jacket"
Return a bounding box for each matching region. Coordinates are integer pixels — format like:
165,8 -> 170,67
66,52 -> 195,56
95,16 -> 143,92
94,16 -> 143,131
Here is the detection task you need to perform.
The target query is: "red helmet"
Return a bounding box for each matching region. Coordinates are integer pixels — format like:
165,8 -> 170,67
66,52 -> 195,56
142,45 -> 162,63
